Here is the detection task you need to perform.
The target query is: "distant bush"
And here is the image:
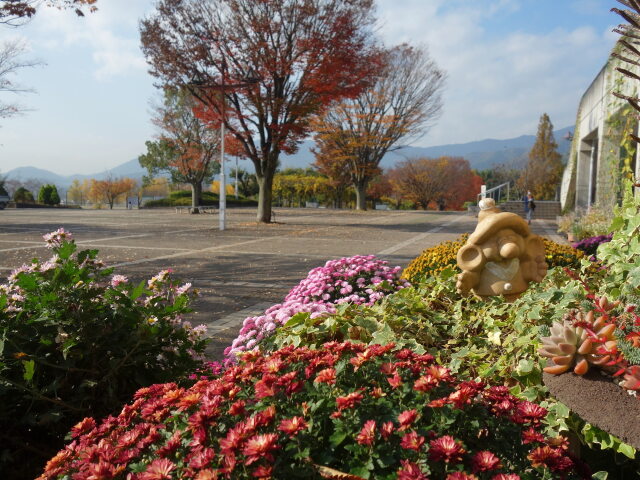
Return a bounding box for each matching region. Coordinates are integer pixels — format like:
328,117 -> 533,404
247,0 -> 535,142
144,190 -> 257,208
38,184 -> 61,206
13,186 -> 34,203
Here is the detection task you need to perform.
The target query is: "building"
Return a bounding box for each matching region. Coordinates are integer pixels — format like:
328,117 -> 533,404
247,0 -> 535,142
561,44 -> 639,213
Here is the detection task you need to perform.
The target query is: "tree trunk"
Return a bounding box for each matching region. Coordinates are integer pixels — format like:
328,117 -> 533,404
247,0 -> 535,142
355,181 -> 368,211
257,172 -> 274,223
191,182 -> 201,214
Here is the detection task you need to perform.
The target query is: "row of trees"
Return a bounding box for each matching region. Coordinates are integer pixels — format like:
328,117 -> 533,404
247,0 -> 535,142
139,0 -> 446,222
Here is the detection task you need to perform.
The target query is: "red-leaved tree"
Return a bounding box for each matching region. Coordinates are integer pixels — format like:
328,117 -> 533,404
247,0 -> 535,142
140,0 -> 380,223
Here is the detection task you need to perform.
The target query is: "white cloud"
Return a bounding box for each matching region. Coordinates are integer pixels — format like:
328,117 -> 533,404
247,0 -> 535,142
23,0 -> 153,80
376,0 -> 615,146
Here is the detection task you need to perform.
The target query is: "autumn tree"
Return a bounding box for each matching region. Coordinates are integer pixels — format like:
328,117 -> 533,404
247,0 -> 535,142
140,0 -> 379,223
518,113 -> 563,200
67,179 -> 84,204
390,157 -> 480,210
140,88 -> 220,213
90,176 -> 135,209
312,44 -> 445,210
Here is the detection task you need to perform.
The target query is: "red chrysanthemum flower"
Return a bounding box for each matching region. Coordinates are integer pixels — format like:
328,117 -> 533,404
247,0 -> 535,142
387,373 -> 403,389
521,427 -> 545,444
139,458 -> 176,480
335,391 -> 364,411
471,450 -> 502,472
356,420 -> 377,446
278,416 -> 308,436
371,386 -> 385,398
529,443 -> 574,472
398,409 -> 419,430
380,362 -> 397,375
397,459 -> 428,480
491,474 -> 521,480
414,374 -> 438,392
228,400 -> 246,416
242,433 -> 279,465
400,431 -> 425,451
254,378 -> 277,399
252,464 -> 274,479
314,367 -> 337,385
428,435 -> 465,463
426,365 -> 452,381
381,421 -> 395,440
70,417 -> 97,439
350,349 -> 375,370
515,401 -> 547,425
447,473 -> 478,480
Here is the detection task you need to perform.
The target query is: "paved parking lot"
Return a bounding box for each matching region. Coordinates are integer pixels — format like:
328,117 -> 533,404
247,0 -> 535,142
0,207 -> 562,359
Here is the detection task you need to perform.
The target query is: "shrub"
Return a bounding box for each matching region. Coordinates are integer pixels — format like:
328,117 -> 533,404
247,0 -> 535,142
40,343 -> 581,480
13,186 -> 34,203
402,235 -> 583,283
0,229 -> 209,477
224,255 -> 409,361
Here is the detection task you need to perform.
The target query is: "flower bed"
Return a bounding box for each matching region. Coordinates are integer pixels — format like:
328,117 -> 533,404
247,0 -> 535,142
224,255 -> 409,360
40,342 -> 581,479
0,229 -> 208,478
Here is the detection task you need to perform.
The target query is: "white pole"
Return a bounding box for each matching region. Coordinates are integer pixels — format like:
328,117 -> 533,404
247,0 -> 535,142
219,96 -> 226,231
235,156 -> 239,199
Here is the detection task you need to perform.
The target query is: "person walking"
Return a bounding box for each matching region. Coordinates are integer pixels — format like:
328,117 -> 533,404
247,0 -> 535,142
526,192 -> 536,224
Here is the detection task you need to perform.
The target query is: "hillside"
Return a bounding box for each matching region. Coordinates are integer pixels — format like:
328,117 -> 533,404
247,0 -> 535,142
3,126 -> 573,188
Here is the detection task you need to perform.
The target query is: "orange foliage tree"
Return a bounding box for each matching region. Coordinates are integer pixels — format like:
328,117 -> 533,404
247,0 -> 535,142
312,44 -> 445,210
90,177 -> 136,209
390,157 -> 481,210
140,0 -> 380,223
139,88 -> 220,212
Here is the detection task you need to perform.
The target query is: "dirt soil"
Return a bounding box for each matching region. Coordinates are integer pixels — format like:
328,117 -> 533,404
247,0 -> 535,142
543,369 -> 640,449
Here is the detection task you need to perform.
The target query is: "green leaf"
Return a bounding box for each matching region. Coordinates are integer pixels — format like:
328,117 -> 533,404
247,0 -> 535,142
592,472 -> 608,480
617,442 -> 636,459
285,312 -> 309,328
22,359 -> 35,382
129,280 -> 146,301
329,430 -> 347,447
370,322 -> 396,345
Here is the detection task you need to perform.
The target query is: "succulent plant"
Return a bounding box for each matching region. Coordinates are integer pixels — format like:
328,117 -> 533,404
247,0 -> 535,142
539,310 -> 616,376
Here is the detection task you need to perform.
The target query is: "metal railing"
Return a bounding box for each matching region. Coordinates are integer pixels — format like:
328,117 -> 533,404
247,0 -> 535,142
477,182 -> 511,203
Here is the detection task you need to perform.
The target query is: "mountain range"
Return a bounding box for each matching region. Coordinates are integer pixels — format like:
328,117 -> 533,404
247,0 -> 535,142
3,126 -> 573,189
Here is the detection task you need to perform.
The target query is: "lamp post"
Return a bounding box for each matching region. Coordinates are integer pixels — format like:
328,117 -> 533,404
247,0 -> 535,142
188,57 -> 258,230
235,156 -> 239,200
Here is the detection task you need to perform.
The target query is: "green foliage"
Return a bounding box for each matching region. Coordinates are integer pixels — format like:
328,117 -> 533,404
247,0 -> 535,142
144,190 -> 258,207
597,181 -> 640,299
13,186 -> 34,203
38,184 -> 61,206
0,231 -> 208,477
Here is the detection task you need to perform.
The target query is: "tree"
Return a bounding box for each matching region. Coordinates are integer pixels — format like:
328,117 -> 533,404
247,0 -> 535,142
13,186 -> 33,203
229,167 -> 259,198
139,88 -> 220,213
67,179 -> 84,204
389,157 -> 480,210
38,184 -> 51,204
0,0 -> 97,26
518,113 -> 563,200
0,39 -> 39,121
90,177 -> 135,209
140,0 -> 380,223
312,44 -> 445,210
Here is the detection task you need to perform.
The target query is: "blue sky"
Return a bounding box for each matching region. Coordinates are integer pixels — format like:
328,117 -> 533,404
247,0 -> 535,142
0,0 -> 620,175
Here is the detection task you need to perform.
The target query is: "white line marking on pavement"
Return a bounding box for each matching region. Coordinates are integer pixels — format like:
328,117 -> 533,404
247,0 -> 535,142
376,215 -> 469,256
110,236 -> 289,267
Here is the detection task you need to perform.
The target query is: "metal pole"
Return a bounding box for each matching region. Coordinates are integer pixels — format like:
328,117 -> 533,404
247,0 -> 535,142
219,94 -> 226,231
235,156 -> 239,199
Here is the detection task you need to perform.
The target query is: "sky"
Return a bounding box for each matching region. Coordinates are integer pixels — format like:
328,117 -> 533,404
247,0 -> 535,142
0,0 -> 620,176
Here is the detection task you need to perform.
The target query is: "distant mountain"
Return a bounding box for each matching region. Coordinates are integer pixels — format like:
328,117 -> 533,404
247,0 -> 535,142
4,159 -> 148,189
4,126 -> 574,187
278,125 -> 573,171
